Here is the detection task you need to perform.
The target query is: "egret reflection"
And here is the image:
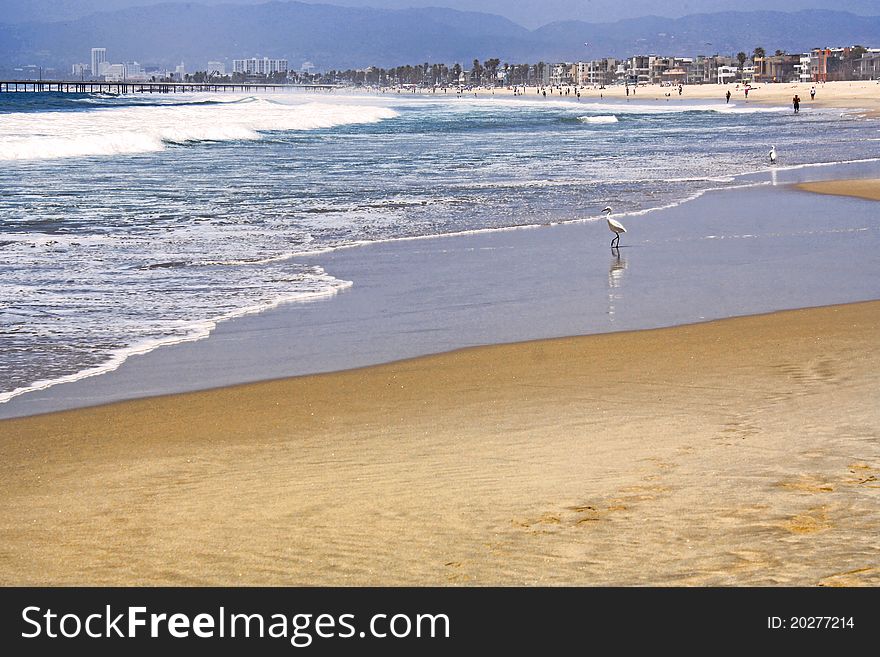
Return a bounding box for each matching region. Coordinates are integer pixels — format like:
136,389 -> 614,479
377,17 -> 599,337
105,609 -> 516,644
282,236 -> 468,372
607,249 -> 627,321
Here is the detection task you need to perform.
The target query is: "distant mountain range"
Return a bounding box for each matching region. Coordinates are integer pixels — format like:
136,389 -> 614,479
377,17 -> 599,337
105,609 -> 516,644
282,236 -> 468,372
1,3 -> 879,73
4,0 -> 880,30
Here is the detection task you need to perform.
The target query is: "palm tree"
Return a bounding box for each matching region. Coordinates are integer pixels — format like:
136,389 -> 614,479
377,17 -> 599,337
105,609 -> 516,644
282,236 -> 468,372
451,63 -> 462,84
472,59 -> 483,85
736,51 -> 748,70
753,47 -> 766,60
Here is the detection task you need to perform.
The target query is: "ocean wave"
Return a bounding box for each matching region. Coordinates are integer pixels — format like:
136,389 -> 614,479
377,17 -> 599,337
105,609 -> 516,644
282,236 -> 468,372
0,268 -> 352,405
578,115 -> 619,124
0,98 -> 399,160
71,94 -> 261,108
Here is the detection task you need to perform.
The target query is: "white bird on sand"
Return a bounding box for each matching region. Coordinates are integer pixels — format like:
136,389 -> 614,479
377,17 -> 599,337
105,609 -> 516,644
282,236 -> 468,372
769,145 -> 777,164
603,206 -> 626,248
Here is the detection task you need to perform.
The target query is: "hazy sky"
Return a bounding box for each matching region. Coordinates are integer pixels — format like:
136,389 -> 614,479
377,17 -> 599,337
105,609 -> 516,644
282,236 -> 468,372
2,0 -> 878,28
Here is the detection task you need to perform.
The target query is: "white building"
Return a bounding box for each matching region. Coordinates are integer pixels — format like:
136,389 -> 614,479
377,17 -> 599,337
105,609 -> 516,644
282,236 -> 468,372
175,62 -> 186,80
796,54 -> 812,83
90,48 -> 106,78
232,57 -> 289,76
548,62 -> 573,86
717,65 -> 739,84
124,62 -> 147,81
103,64 -> 126,81
207,60 -> 226,76
71,63 -> 88,78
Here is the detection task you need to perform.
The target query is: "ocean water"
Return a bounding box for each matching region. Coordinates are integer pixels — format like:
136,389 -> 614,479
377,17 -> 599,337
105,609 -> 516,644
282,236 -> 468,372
1,90 -> 878,403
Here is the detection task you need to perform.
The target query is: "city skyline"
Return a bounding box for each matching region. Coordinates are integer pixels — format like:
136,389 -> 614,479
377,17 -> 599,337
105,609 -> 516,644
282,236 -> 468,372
2,4 -> 880,75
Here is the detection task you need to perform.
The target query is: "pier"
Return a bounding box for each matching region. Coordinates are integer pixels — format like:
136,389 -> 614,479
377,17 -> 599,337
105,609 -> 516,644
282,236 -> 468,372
0,80 -> 340,93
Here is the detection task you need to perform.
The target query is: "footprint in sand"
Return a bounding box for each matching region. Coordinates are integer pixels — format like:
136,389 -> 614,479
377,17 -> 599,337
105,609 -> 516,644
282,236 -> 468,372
780,506 -> 831,534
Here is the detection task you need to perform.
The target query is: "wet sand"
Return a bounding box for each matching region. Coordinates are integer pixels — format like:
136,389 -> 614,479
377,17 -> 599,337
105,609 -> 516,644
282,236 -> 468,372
1,301 -> 878,585
797,178 -> 880,201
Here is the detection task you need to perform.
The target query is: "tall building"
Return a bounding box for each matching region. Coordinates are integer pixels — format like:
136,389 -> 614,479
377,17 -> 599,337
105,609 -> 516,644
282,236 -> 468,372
232,57 -> 289,76
207,61 -> 226,76
90,48 -> 106,77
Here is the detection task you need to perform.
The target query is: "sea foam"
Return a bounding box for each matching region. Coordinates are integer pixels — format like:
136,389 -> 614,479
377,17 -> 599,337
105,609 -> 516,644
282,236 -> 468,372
0,97 -> 399,160
578,115 -> 619,124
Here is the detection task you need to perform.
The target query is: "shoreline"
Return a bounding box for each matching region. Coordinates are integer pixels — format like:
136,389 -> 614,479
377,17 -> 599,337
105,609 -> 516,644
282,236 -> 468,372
378,79 -> 880,117
3,163 -> 880,419
2,300 -> 878,585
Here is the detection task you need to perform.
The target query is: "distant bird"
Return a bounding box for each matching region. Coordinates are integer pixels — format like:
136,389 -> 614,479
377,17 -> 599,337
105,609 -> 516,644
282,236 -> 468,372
769,145 -> 778,164
603,206 -> 626,248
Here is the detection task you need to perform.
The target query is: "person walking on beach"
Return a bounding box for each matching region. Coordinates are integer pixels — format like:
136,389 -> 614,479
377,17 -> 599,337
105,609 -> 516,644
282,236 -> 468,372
793,94 -> 800,114
626,85 -> 629,97
810,86 -> 816,100
725,90 -> 731,103
744,87 -> 749,98
678,84 -> 682,96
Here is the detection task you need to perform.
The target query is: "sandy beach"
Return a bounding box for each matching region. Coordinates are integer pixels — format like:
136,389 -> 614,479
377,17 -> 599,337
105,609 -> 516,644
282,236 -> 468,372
1,300 -> 878,585
445,79 -> 880,117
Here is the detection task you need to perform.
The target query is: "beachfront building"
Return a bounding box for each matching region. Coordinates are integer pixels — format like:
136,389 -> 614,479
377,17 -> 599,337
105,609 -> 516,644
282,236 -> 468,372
716,65 -> 739,84
795,54 -> 812,82
649,56 -> 674,84
699,55 -> 737,84
548,62 -> 574,86
660,67 -> 688,85
575,58 -> 618,86
858,50 -> 880,80
811,48 -> 833,81
71,63 -> 88,78
753,54 -> 800,83
232,57 -> 289,76
689,56 -> 709,84
627,56 -> 651,84
808,47 -> 864,81
677,58 -> 696,82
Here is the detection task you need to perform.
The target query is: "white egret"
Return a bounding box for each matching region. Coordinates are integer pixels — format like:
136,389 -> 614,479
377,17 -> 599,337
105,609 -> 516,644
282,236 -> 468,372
769,145 -> 777,164
602,206 -> 626,248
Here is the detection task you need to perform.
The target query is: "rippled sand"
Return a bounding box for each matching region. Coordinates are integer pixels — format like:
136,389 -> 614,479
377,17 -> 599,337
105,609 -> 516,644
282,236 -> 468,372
1,302 -> 877,585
